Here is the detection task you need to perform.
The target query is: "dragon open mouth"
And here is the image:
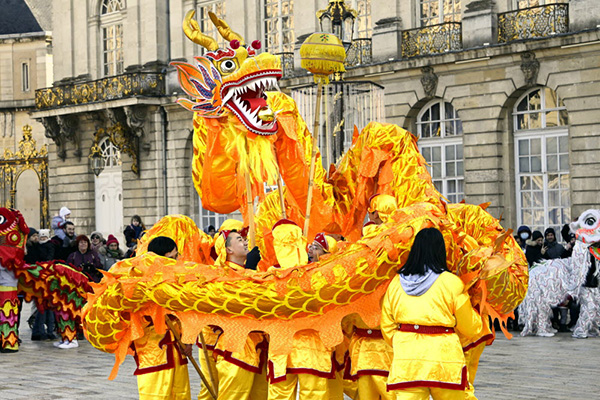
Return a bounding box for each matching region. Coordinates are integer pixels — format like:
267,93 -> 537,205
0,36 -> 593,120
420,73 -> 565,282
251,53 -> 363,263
221,71 -> 281,136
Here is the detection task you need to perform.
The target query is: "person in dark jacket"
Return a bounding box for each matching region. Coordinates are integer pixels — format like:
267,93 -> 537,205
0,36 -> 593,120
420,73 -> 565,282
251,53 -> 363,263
561,224 -> 576,258
124,215 -> 146,249
67,235 -> 103,283
525,231 -> 544,267
37,229 -> 55,261
542,228 -> 565,260
516,225 -> 532,250
24,228 -> 41,264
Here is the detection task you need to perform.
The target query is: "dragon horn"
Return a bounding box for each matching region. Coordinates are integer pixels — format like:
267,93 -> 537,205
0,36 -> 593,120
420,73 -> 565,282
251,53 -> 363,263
183,10 -> 219,51
208,11 -> 245,46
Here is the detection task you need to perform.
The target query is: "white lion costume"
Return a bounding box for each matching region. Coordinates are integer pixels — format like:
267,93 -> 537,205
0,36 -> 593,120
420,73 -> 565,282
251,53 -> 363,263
519,209 -> 600,338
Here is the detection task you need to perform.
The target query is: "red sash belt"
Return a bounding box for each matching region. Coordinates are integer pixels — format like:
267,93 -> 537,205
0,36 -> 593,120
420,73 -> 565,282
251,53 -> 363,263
397,324 -> 454,334
354,327 -> 383,338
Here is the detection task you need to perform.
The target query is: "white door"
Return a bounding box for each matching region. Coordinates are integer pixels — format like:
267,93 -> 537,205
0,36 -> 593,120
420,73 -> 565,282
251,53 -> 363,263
94,138 -> 125,245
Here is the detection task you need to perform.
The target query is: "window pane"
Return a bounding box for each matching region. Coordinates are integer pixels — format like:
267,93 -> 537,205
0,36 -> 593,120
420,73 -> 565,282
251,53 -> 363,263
532,191 -> 543,207
546,136 -> 557,154
522,209 -> 532,225
456,144 -> 463,159
545,111 -> 558,127
559,136 -> 569,152
558,110 -> 568,126
517,114 -> 528,130
432,163 -> 442,178
518,140 -> 529,156
448,180 -> 456,193
529,113 -> 541,129
531,156 -> 542,172
422,147 -> 431,160
445,145 -> 455,160
457,161 -> 463,175
531,176 -> 543,191
519,157 -> 529,173
432,146 -> 441,161
521,176 -> 531,190
548,190 -> 559,207
559,155 -> 569,171
547,155 -> 557,172
517,98 -> 528,112
447,162 -> 456,176
522,192 -> 531,208
530,138 -> 541,155
544,87 -> 558,109
528,90 -> 541,110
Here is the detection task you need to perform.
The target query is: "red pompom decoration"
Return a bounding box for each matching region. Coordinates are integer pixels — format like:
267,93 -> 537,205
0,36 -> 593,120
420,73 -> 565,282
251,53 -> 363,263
229,40 -> 240,49
251,40 -> 262,50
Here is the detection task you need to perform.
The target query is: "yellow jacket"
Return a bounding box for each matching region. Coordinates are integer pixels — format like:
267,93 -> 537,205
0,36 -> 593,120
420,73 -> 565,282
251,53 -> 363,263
132,319 -> 188,375
344,314 -> 393,380
381,272 -> 482,390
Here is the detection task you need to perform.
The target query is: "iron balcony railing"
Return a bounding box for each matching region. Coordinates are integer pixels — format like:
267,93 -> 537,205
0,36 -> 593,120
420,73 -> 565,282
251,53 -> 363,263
35,72 -> 165,110
345,38 -> 372,67
401,22 -> 462,59
498,3 -> 569,43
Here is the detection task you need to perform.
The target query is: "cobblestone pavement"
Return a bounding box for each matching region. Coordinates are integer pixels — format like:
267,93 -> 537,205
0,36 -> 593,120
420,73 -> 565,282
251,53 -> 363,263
2,304 -> 599,399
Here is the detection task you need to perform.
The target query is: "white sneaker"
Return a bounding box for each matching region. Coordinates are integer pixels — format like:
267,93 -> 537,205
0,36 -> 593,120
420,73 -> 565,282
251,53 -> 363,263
572,333 -> 587,339
536,332 -> 555,337
53,340 -> 64,347
58,340 -> 79,349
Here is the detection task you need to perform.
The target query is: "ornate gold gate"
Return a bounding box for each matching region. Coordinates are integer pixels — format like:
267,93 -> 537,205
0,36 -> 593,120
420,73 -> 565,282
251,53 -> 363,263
0,125 -> 49,227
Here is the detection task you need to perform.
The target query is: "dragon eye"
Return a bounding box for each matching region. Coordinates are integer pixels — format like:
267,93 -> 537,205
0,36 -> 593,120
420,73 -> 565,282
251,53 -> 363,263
0,215 -> 5,225
220,60 -> 237,74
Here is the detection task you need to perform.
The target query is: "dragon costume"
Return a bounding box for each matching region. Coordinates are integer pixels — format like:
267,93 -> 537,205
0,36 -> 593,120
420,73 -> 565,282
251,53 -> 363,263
0,208 -> 90,351
82,11 -> 529,399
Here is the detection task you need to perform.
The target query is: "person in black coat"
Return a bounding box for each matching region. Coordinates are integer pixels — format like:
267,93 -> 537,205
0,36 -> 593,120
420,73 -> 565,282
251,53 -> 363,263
525,230 -> 544,267
124,215 -> 146,249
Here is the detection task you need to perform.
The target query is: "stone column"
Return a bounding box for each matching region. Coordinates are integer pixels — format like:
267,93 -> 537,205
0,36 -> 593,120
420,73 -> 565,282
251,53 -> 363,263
462,0 -> 497,48
569,0 -> 600,32
372,18 -> 402,62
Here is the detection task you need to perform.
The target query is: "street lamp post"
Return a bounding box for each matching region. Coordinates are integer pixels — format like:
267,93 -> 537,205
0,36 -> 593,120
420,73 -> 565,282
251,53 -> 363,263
317,0 -> 357,50
89,134 -> 105,177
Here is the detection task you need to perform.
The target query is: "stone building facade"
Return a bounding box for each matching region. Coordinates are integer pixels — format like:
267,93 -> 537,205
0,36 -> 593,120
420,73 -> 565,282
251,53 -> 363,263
0,0 -> 53,228
31,0 -> 599,238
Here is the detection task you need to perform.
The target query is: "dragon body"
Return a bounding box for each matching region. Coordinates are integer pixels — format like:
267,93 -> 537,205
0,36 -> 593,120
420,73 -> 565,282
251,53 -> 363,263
0,208 -> 90,342
82,11 -> 529,379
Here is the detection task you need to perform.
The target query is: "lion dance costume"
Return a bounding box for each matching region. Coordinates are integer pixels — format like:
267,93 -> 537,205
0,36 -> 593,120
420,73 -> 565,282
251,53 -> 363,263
82,10 -> 529,400
0,208 -> 90,352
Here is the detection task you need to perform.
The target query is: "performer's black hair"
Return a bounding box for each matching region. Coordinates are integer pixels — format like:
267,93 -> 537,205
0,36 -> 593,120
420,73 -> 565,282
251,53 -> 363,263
399,227 -> 448,276
148,236 -> 177,257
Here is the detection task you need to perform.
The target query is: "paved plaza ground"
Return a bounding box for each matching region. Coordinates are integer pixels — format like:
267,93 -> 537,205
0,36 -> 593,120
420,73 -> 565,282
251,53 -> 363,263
2,304 -> 599,399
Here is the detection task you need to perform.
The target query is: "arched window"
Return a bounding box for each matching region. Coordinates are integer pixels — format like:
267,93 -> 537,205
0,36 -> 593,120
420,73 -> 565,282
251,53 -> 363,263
417,99 -> 464,203
100,0 -> 125,76
99,137 -> 122,168
513,87 -> 569,235
263,0 -> 294,53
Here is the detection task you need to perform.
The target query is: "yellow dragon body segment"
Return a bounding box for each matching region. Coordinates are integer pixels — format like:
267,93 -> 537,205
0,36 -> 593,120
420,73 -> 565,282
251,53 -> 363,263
82,11 -> 529,379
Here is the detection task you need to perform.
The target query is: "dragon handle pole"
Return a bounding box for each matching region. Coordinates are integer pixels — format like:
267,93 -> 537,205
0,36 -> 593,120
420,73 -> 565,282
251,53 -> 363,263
304,80 -> 324,237
165,318 -> 217,400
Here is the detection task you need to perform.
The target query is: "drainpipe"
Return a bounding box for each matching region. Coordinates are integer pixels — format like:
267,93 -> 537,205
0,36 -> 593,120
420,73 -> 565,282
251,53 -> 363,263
161,1 -> 171,216
160,106 -> 168,216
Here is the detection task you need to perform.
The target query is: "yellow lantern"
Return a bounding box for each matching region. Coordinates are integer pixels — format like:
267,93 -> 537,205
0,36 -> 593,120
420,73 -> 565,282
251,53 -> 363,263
300,32 -> 346,85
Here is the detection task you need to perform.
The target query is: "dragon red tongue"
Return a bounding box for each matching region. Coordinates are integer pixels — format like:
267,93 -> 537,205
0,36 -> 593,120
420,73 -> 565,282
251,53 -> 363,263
245,97 -> 267,112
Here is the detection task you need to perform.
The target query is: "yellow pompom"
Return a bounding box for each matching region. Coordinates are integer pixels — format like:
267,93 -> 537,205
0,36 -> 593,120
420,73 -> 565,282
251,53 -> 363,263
300,33 -> 346,84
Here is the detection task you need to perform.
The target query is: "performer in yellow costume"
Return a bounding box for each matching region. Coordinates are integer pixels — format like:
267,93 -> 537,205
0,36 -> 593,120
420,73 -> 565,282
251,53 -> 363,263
381,228 -> 483,400
134,236 -> 192,400
211,230 -> 268,400
344,193 -> 397,400
268,224 -> 339,400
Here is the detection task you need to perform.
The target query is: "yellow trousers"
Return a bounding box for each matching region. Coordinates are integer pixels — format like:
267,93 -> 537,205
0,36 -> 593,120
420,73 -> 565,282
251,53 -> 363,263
268,373 -> 329,400
137,351 -> 191,400
393,387 -> 464,400
358,375 -> 394,400
464,341 -> 486,400
215,355 -> 266,400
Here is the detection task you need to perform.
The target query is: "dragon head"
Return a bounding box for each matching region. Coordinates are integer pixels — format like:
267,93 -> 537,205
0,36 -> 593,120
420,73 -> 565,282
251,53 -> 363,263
0,208 -> 29,268
172,10 -> 282,136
